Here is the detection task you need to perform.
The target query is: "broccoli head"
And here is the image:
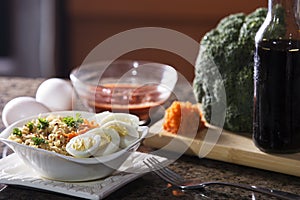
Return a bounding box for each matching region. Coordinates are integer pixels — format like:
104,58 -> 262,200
193,8 -> 267,133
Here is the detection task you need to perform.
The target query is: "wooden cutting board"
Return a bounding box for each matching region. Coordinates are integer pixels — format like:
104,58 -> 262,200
143,120 -> 300,177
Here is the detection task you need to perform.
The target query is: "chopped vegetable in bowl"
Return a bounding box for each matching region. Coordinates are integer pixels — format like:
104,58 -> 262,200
7,114 -> 99,156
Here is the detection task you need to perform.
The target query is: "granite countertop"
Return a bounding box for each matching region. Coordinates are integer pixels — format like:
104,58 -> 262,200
0,76 -> 300,200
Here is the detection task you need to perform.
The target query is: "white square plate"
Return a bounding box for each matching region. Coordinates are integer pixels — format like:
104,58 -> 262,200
0,152 -> 167,200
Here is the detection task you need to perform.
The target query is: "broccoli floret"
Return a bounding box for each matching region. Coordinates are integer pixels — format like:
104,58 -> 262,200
62,114 -> 84,128
193,8 -> 268,133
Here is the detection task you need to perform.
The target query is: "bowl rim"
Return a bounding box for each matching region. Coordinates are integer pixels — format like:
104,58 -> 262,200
69,59 -> 178,88
0,110 -> 149,164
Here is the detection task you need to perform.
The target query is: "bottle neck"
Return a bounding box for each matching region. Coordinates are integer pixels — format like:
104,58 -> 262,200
268,0 -> 300,39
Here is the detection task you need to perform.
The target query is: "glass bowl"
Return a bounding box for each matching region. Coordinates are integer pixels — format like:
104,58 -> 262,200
70,60 -> 178,124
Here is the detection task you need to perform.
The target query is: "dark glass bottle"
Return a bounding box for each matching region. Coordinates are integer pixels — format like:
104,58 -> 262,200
253,0 -> 300,153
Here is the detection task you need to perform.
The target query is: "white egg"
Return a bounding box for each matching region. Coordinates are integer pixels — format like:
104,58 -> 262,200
98,112 -> 140,129
90,128 -> 121,157
102,121 -> 139,148
2,97 -> 50,127
66,133 -> 101,158
36,78 -> 73,111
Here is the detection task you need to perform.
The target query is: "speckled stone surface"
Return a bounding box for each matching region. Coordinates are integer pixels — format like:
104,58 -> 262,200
0,76 -> 300,200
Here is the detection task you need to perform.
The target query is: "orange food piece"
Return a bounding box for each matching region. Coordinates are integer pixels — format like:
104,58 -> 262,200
163,101 -> 206,134
64,119 -> 99,141
63,131 -> 78,140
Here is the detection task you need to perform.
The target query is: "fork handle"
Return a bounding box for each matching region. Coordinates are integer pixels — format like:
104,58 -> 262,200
197,182 -> 300,200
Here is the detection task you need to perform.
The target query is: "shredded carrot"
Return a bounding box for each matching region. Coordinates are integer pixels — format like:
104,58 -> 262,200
78,119 -> 99,131
64,119 -> 99,141
163,101 -> 206,134
64,131 -> 79,140
83,119 -> 99,128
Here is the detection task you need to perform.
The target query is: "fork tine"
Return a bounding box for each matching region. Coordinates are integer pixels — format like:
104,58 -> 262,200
149,157 -> 184,181
143,158 -> 177,184
144,157 -> 184,186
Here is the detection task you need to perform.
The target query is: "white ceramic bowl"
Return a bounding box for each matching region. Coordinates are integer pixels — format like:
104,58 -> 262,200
0,111 -> 148,182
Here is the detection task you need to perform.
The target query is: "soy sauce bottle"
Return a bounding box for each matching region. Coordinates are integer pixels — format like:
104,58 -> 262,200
253,0 -> 300,153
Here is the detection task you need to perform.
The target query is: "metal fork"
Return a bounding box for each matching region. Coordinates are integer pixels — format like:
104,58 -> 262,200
143,157 -> 300,200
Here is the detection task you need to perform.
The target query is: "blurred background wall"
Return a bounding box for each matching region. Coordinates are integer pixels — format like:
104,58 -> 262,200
0,0 -> 267,82
0,0 -> 62,77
